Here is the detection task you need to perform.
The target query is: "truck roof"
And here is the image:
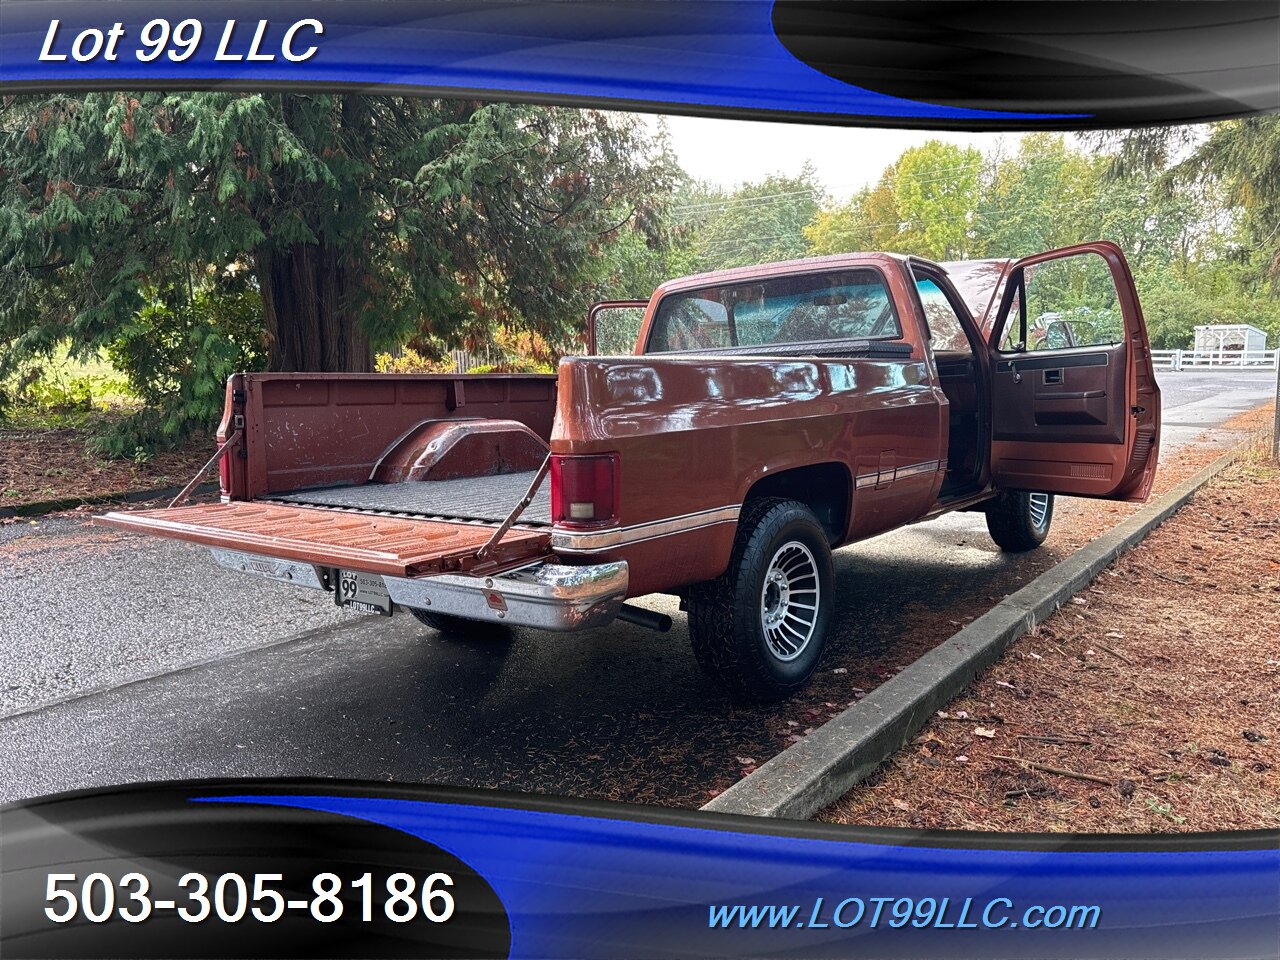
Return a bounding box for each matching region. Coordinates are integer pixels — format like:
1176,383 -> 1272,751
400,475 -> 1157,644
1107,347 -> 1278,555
654,252 -> 1014,330
654,252 -> 912,295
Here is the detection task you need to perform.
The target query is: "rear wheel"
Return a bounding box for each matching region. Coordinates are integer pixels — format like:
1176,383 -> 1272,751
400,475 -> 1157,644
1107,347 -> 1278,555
688,498 -> 834,702
407,608 -> 510,639
985,490 -> 1054,552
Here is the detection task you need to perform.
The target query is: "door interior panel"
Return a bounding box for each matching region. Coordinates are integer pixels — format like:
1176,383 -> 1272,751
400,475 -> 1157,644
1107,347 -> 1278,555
991,344 -> 1126,445
984,241 -> 1160,502
988,440 -> 1131,497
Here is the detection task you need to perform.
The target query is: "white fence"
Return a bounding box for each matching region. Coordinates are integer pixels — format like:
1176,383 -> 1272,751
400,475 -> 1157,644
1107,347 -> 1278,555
1151,348 -> 1279,371
449,347 -> 499,372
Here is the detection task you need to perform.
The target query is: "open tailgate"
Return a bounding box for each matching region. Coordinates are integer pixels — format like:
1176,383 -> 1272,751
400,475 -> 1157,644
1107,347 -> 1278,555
96,502 -> 550,577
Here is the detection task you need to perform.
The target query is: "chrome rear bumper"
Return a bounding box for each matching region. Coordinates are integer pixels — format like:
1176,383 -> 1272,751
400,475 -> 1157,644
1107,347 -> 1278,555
384,561 -> 629,631
210,547 -> 628,632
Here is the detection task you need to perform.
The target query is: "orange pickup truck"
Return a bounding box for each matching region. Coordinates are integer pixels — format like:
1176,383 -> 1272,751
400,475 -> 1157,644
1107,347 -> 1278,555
101,241 -> 1160,700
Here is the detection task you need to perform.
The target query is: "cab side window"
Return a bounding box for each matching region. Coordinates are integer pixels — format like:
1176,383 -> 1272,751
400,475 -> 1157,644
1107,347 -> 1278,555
593,305 -> 647,354
914,278 -> 971,353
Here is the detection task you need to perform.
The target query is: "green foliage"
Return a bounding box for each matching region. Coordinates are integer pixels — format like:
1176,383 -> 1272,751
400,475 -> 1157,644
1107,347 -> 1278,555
805,167 -> 900,255
805,142 -> 983,259
0,344 -> 136,420
89,281 -> 265,455
1089,118 -> 1280,335
20,373 -> 99,412
466,359 -> 555,374
5,90 -> 1277,461
578,120 -> 691,300
974,134 -> 1100,257
15,366 -> 133,413
1184,116 -> 1280,291
374,348 -> 455,374
892,141 -> 983,259
678,165 -> 824,270
800,126 -> 1278,357
1,92 -> 678,449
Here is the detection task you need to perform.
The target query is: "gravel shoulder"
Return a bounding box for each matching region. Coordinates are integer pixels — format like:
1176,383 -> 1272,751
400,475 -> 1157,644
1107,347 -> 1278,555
820,410 -> 1279,832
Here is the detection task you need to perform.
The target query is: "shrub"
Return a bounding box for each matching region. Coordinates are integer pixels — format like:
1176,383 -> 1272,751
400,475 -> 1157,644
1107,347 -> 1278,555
374,348 -> 456,374
1,348 -> 137,420
466,359 -> 555,374
91,284 -> 265,456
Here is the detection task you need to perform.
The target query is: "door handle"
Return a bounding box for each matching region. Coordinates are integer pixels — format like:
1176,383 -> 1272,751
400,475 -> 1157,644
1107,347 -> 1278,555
1010,360 -> 1022,384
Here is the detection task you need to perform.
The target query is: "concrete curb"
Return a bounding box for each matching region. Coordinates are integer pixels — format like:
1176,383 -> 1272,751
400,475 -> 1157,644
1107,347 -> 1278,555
0,481 -> 218,520
702,446 -> 1245,820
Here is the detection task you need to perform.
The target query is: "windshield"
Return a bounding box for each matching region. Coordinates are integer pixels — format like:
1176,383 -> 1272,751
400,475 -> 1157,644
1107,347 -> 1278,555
647,268 -> 901,353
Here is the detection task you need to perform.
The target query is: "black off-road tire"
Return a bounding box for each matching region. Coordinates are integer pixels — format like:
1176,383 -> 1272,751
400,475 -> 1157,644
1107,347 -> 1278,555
985,490 -> 1055,552
687,498 -> 834,702
407,608 -> 510,639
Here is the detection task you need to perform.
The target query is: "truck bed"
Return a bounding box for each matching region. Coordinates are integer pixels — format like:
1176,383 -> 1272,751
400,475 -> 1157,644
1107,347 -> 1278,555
264,471 -> 552,526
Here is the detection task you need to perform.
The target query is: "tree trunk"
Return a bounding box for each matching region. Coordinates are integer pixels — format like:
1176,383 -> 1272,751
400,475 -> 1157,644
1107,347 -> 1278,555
256,240 -> 371,372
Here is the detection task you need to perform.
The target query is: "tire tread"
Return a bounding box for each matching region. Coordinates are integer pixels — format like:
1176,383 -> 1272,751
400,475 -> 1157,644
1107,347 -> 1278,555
689,498 -> 832,701
985,490 -> 1054,552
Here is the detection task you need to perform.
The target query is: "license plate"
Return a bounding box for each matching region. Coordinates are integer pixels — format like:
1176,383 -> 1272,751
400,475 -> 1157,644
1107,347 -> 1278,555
335,569 -> 392,616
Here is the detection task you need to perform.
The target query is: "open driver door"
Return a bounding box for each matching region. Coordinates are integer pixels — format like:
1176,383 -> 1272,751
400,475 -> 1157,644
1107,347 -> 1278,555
987,241 -> 1160,502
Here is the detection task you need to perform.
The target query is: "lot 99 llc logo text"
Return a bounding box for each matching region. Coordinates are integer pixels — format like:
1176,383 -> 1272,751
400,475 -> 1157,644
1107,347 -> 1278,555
38,18 -> 324,64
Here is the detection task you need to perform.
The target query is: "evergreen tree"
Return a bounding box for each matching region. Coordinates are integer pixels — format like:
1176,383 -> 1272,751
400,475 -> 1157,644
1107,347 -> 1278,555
1,92 -> 676,383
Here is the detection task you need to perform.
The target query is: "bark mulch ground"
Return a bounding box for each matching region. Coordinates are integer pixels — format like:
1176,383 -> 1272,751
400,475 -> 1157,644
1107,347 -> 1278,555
820,416 -> 1279,833
696,407 -> 1275,805
0,417 -> 211,513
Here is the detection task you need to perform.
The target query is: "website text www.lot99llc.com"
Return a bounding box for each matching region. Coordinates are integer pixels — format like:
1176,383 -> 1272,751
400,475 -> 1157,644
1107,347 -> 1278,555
708,896 -> 1102,931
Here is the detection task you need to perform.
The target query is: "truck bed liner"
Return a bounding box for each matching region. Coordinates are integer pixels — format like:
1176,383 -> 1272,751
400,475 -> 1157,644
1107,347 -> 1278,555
265,471 -> 552,526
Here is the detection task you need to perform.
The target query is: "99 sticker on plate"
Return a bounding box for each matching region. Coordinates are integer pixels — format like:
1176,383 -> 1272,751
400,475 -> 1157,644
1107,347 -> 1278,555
336,570 -> 392,616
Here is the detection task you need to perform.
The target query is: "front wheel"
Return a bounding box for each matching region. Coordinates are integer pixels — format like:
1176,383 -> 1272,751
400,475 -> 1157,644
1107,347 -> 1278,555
688,498 -> 834,702
985,490 -> 1054,552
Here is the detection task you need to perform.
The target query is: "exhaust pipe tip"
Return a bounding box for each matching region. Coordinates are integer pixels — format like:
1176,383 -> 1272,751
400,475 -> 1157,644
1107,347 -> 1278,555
615,603 -> 673,632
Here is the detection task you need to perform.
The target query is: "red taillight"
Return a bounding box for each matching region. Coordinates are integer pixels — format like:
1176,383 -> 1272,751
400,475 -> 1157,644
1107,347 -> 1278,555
550,453 -> 620,528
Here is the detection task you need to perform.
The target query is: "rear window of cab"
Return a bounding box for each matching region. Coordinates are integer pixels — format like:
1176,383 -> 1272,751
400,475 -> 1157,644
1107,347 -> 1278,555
647,268 -> 901,353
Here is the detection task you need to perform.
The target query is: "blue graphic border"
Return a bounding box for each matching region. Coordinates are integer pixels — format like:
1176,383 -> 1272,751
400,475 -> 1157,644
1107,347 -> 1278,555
1,0 -> 1079,125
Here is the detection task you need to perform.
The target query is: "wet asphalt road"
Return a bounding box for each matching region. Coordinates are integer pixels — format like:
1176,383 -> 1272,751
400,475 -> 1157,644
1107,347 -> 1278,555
0,370 -> 1273,807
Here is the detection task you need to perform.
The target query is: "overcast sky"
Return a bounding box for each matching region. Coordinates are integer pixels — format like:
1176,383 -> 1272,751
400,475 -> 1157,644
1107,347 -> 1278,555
647,114 -> 1016,200
648,115 -> 1212,203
